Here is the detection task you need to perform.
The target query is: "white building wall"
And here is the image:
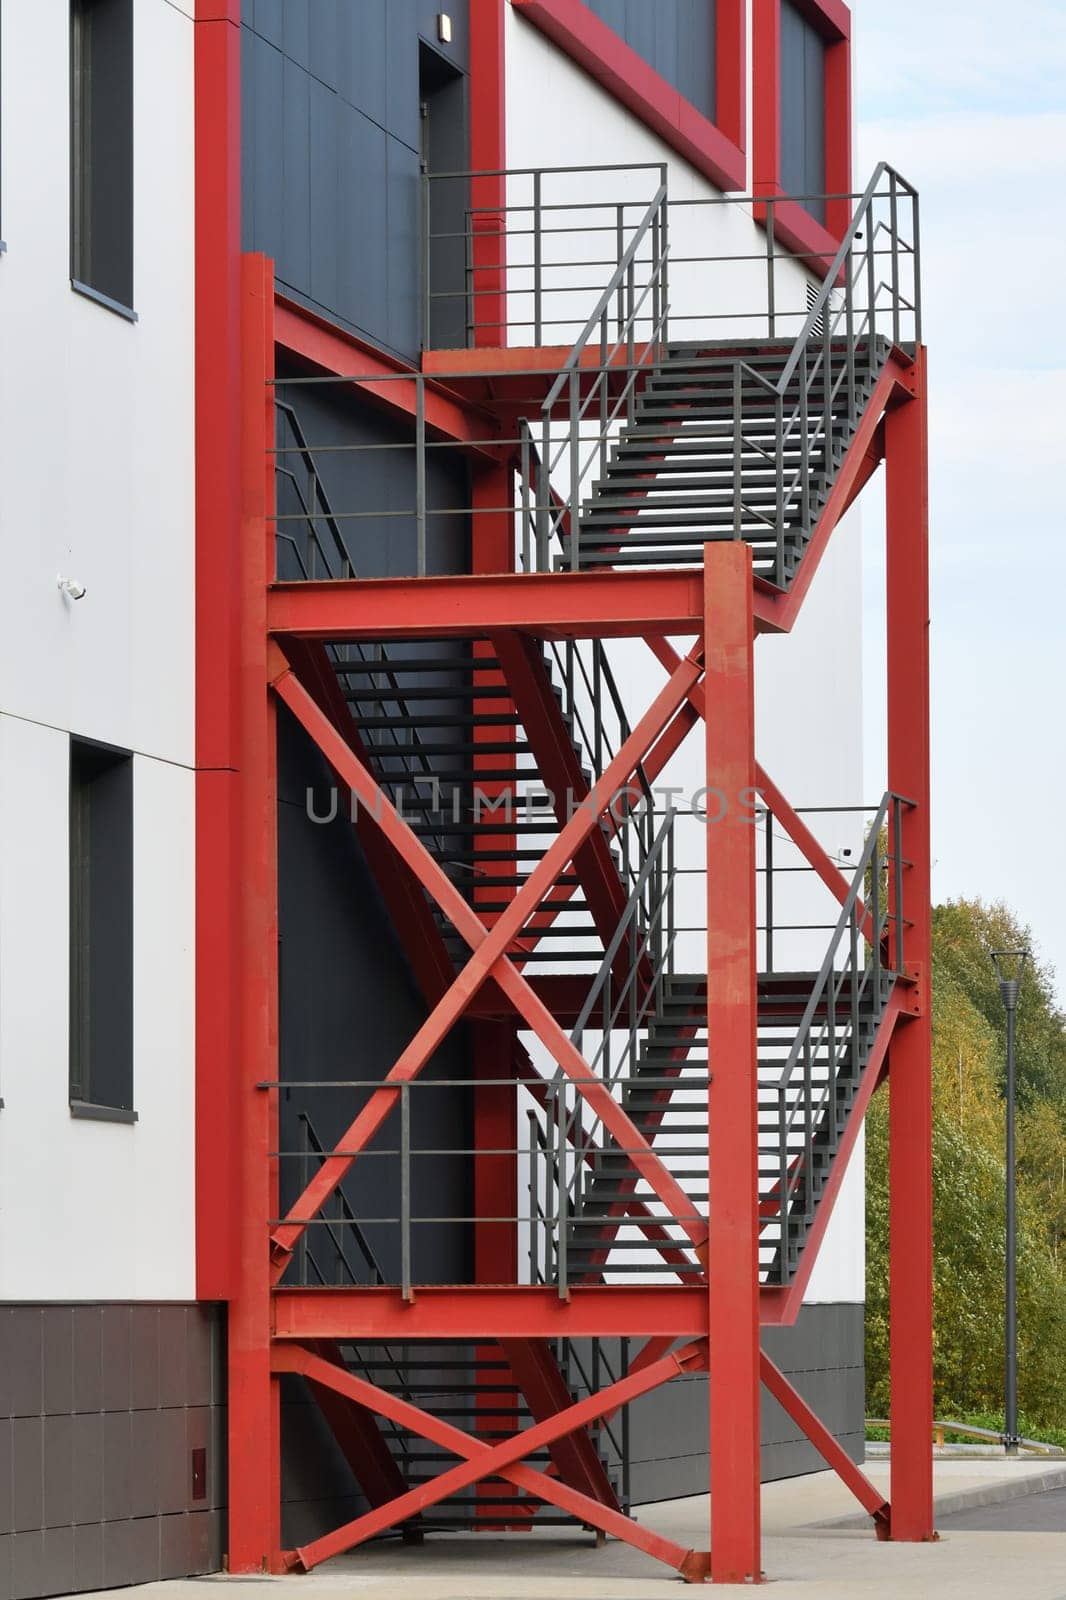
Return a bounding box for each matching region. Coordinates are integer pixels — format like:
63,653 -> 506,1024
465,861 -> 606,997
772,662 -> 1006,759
0,0 -> 196,1299
505,5 -> 866,1306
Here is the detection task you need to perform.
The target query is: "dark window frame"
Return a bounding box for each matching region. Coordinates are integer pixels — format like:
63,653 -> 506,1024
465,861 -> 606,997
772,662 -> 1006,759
70,0 -> 137,319
69,735 -> 137,1123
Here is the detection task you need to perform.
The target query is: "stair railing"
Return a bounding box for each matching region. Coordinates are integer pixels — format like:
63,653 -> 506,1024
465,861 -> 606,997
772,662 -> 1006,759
274,399 -> 480,878
526,1116 -> 634,1513
516,181 -> 670,573
556,1337 -> 632,1513
759,165 -> 920,579
541,812 -> 700,1285
769,790 -> 909,1283
516,420 -> 659,913
294,1111 -> 390,1288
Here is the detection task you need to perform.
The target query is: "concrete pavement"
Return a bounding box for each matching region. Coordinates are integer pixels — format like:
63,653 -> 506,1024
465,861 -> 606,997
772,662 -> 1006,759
79,1457 -> 1066,1599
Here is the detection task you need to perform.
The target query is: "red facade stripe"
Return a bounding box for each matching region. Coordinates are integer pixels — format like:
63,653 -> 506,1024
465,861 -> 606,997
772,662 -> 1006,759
511,0 -> 747,192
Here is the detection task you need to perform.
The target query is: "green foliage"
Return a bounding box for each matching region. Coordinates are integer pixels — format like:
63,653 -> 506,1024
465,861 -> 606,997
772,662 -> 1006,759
865,898 -> 1066,1432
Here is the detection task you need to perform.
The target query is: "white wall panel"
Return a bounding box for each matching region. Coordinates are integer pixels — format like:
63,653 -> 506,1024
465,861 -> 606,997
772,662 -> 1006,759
0,1 -> 196,1298
0,0 -> 195,765
0,718 -> 196,1299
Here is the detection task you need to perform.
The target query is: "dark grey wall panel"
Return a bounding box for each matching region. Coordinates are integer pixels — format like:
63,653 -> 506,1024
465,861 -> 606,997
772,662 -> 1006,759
584,0 -> 717,123
0,1305 -> 225,1600
780,0 -> 826,222
242,0 -> 470,358
276,705 -> 473,1291
274,362 -> 470,579
568,1302 -> 864,1505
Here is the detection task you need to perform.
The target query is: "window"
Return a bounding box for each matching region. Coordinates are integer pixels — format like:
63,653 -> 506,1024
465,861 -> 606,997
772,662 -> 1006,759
780,1 -> 826,223
583,0 -> 718,124
70,0 -> 134,315
753,0 -> 851,263
70,738 -> 135,1120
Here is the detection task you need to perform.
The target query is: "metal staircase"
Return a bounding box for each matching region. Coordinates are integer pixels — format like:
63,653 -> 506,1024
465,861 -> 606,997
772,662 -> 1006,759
295,1113 -> 628,1532
543,791 -> 908,1291
567,336 -> 891,579
264,163 -> 924,1566
328,638 -> 652,973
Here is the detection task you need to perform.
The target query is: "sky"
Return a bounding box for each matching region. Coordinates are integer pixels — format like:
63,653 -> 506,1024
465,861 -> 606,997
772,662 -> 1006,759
852,0 -> 1066,1002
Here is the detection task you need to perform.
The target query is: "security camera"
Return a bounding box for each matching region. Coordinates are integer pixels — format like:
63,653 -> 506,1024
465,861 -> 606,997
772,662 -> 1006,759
57,574 -> 87,601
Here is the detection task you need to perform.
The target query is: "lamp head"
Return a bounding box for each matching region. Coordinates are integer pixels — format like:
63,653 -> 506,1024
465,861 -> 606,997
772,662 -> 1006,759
990,948 -> 1029,1011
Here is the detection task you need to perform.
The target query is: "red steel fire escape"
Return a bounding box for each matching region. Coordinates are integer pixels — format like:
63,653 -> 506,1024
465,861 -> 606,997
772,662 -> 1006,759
221,162 -> 933,1583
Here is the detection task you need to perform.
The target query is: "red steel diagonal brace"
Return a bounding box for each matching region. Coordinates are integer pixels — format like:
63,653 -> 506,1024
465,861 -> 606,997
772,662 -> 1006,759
273,1340 -> 710,1578
646,635 -> 871,937
280,636 -> 457,1004
760,1352 -> 891,1534
491,628 -> 650,993
269,644 -> 708,1271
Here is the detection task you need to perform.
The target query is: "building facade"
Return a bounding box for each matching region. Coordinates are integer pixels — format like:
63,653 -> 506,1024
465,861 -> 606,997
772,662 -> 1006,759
0,2 -> 932,1593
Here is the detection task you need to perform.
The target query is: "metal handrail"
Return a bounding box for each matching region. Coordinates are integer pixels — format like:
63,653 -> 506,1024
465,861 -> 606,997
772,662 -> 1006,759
516,422 -> 658,911
778,791 -> 904,1092
766,791 -> 909,1281
541,181 -> 669,410
295,1111 -> 389,1288
571,810 -> 675,1045
779,163 -> 920,392
758,166 -> 919,576
274,400 -> 486,874
866,1418 -> 1065,1456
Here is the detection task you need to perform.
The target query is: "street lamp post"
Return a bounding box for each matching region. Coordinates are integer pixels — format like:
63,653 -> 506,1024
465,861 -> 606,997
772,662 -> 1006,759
990,948 -> 1029,1455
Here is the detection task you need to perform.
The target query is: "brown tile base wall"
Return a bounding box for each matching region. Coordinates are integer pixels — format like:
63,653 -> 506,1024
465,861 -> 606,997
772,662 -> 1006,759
0,1305 -> 226,1600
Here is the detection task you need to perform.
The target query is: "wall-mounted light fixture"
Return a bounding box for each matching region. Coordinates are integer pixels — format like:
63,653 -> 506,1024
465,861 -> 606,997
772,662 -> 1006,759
57,574 -> 87,602
438,12 -> 453,43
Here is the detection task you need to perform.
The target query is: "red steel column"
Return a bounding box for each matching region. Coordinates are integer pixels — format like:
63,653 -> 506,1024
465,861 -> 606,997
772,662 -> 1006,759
471,463 -> 519,1285
704,544 -> 761,1583
471,464 -> 521,1524
226,254 -> 282,1572
885,352 -> 934,1541
193,0 -> 241,1303
469,0 -> 507,345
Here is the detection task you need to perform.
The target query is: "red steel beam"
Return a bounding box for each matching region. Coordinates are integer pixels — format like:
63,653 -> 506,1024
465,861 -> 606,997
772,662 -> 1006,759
885,354 -> 935,1542
268,648 -> 709,1269
272,1285 -> 710,1341
840,418 -> 886,516
273,1341 -> 709,1577
267,568 -> 709,641
704,543 -> 761,1584
760,1353 -> 890,1532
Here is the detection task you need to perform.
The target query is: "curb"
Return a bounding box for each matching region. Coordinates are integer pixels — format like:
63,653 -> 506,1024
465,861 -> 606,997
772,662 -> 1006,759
814,1462 -> 1066,1529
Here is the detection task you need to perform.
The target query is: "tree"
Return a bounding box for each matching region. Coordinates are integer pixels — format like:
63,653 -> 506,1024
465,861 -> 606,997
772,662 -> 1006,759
865,898 -> 1066,1431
